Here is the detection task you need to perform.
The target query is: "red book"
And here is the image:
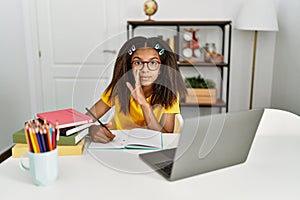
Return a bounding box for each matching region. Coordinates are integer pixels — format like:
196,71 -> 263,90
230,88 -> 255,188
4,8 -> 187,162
37,108 -> 93,129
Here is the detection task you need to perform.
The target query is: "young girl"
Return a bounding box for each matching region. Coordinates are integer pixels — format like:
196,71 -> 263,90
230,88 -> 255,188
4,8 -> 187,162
87,36 -> 186,143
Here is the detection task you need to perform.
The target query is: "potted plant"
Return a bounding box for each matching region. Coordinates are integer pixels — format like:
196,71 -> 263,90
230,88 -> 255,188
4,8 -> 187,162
184,75 -> 217,104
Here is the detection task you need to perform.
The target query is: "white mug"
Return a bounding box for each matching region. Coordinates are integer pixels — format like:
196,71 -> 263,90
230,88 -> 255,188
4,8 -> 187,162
19,148 -> 58,186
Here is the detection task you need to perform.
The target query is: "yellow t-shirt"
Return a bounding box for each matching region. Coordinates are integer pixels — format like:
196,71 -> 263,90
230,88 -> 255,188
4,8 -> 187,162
101,89 -> 180,130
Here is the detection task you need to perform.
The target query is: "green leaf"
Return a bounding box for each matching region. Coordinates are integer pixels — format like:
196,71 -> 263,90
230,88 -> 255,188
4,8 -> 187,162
185,75 -> 216,88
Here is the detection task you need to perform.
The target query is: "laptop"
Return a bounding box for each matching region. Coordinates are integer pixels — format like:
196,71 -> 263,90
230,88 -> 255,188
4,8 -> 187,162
139,109 -> 264,181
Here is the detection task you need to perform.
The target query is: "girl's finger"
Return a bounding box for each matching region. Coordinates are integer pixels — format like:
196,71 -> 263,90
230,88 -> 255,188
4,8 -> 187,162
105,121 -> 113,127
134,69 -> 141,87
132,68 -> 138,79
126,82 -> 134,93
93,134 -> 109,143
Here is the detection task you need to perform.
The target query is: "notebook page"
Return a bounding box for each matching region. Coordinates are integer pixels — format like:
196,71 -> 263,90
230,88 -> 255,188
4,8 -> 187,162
88,130 -> 128,149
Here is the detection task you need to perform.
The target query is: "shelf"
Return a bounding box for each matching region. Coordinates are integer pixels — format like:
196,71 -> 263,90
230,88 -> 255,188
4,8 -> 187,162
178,61 -> 229,67
180,99 -> 226,107
127,20 -> 232,28
127,20 -> 231,112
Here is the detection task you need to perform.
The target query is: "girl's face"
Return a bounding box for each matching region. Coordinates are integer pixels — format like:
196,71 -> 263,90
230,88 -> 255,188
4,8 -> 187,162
131,48 -> 161,86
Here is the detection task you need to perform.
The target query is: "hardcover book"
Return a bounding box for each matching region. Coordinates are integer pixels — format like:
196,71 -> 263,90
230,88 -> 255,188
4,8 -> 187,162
13,128 -> 89,146
37,108 -> 93,129
59,123 -> 93,136
12,140 -> 85,157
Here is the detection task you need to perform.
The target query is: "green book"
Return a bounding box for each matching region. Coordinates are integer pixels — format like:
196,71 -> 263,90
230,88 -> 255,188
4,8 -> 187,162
12,128 -> 88,146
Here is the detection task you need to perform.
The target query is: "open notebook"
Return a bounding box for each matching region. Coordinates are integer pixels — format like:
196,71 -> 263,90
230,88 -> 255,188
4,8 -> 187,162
88,128 -> 163,150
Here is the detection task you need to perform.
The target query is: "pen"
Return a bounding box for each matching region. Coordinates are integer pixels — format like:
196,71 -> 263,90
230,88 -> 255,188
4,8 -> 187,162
85,107 -> 115,140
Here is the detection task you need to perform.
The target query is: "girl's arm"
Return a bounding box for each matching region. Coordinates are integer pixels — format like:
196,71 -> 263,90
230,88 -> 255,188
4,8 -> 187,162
87,99 -> 111,120
87,99 -> 114,143
140,103 -> 175,133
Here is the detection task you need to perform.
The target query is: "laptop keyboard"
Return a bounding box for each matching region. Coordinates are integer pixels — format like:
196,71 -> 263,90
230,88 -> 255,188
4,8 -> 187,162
155,160 -> 174,177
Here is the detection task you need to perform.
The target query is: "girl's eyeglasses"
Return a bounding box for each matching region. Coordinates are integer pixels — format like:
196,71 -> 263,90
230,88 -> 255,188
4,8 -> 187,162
131,60 -> 161,71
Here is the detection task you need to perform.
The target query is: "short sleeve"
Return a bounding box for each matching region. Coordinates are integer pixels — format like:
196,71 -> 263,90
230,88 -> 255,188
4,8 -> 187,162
100,89 -> 113,107
164,98 -> 180,114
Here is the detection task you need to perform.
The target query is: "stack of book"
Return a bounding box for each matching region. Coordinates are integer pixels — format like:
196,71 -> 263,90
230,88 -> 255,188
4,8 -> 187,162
12,108 -> 93,157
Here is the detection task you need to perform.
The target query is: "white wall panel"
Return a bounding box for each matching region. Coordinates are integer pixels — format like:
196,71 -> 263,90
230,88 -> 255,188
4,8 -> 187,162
54,78 -> 109,112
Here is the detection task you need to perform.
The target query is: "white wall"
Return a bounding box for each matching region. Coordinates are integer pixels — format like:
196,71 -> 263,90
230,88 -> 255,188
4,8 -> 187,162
2,0 -> 298,154
0,1 -> 32,153
271,0 -> 300,116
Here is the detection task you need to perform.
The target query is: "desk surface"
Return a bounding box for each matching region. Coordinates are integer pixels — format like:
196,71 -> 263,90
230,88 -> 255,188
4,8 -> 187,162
1,109 -> 300,200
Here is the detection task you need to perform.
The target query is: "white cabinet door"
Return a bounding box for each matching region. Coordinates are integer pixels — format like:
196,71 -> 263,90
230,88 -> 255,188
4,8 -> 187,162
35,0 -> 125,113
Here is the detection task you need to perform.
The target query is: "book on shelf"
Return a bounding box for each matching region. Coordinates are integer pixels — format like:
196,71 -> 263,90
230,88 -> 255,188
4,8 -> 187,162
167,37 -> 175,52
37,108 -> 93,129
12,139 -> 85,157
13,128 -> 89,146
88,128 -> 163,150
166,35 -> 178,54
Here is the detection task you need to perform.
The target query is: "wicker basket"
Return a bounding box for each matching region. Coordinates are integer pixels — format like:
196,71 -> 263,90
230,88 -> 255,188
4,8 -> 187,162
185,88 -> 217,104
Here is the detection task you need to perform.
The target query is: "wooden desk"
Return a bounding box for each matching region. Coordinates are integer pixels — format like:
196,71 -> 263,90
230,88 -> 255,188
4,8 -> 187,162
1,109 -> 300,200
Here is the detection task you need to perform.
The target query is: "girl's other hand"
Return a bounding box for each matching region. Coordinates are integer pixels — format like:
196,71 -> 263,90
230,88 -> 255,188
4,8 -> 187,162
126,69 -> 147,106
